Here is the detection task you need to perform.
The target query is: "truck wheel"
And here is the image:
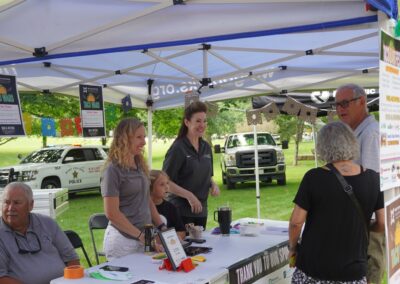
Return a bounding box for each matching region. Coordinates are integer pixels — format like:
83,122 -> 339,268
226,177 -> 235,189
277,174 -> 286,185
222,172 -> 227,185
41,178 -> 60,189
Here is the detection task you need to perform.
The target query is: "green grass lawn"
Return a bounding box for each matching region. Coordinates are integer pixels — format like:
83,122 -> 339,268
0,137 -> 316,267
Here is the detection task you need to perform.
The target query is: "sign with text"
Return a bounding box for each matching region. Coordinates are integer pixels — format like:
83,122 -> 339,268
228,241 -> 292,284
79,84 -> 105,137
379,30 -> 400,191
0,74 -> 25,136
386,195 -> 400,283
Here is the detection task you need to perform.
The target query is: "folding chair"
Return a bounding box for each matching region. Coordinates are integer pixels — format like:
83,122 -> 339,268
88,213 -> 109,265
64,230 -> 92,267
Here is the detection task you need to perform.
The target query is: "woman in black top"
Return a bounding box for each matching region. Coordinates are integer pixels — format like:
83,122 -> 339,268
162,101 -> 219,228
289,122 -> 384,283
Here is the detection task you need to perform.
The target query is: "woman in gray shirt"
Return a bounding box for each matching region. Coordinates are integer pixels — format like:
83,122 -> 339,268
101,118 -> 164,260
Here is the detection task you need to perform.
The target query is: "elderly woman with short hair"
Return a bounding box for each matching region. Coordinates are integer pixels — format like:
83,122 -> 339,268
289,122 -> 384,284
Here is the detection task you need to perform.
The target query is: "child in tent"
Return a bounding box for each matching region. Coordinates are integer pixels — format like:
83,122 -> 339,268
150,170 -> 186,240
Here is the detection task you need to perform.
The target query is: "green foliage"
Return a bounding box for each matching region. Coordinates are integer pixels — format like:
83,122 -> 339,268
153,108 -> 183,139
274,114 -> 298,142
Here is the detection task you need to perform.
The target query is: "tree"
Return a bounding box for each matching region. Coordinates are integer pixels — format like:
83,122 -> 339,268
275,114 -> 305,165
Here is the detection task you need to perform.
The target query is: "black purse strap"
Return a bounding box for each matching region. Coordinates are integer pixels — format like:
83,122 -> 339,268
325,163 -> 369,242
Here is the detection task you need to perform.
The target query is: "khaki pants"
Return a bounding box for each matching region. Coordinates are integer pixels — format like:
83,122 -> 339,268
367,231 -> 386,284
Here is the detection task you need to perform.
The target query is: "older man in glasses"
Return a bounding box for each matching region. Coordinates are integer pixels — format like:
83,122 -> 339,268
335,84 -> 384,284
0,182 -> 79,284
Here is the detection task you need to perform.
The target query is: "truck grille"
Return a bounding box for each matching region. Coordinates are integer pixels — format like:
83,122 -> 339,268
236,150 -> 276,168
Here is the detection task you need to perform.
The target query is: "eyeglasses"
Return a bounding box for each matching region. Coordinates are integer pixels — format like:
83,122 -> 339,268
14,231 -> 42,254
333,97 -> 361,109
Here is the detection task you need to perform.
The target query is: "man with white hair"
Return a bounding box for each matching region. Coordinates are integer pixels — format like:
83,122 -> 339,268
335,84 -> 384,284
0,182 -> 79,284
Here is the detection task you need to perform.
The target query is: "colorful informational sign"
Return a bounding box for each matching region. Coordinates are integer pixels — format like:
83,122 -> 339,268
379,30 -> 400,191
0,74 -> 25,136
385,195 -> 400,284
79,84 -> 106,137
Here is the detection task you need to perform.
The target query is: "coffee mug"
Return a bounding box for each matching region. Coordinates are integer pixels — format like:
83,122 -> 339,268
214,206 -> 232,236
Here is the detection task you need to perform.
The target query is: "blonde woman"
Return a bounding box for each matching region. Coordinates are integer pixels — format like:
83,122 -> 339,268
150,170 -> 186,240
101,118 -> 164,260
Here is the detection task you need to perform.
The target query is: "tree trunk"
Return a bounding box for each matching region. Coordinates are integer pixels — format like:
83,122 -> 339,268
293,120 -> 305,166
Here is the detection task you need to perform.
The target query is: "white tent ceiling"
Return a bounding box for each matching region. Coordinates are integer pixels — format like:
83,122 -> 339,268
0,0 -> 396,109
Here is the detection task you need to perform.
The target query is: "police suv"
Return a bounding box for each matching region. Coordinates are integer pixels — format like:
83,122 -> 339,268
0,145 -> 107,193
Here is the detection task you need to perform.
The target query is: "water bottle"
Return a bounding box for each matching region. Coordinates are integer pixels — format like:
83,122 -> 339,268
144,224 -> 154,253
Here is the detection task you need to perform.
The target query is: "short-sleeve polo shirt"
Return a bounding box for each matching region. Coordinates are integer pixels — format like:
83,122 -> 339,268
162,137 -> 213,217
0,214 -> 78,284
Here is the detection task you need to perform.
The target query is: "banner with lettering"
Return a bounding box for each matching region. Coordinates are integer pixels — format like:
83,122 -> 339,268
79,84 -> 106,137
386,195 -> 400,284
0,74 -> 25,136
228,241 -> 292,284
379,30 -> 400,191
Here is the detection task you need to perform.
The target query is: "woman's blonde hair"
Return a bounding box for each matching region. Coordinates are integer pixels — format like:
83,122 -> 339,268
106,118 -> 148,176
149,170 -> 168,192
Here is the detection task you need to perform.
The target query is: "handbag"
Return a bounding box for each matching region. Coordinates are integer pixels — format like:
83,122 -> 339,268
325,163 -> 369,242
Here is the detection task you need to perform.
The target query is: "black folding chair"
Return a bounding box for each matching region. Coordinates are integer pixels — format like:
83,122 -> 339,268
64,230 -> 92,267
88,213 -> 109,265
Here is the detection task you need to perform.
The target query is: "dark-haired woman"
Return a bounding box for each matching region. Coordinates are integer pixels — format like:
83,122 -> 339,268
162,101 -> 220,228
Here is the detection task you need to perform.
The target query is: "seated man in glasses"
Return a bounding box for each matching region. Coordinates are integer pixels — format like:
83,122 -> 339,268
0,182 -> 79,284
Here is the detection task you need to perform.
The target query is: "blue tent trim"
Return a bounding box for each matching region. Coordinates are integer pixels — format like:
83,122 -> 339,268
366,0 -> 398,19
0,15 -> 377,66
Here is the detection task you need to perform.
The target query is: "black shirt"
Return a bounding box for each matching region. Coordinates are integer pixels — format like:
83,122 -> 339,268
294,167 -> 383,281
162,137 -> 213,217
156,200 -> 185,233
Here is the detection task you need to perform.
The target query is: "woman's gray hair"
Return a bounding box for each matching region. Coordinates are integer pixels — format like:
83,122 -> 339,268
3,182 -> 33,202
316,122 -> 359,163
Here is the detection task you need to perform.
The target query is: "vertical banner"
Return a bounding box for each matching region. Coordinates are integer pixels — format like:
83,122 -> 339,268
380,30 -> 400,283
41,118 -> 56,137
0,74 -> 25,136
379,30 -> 400,191
79,84 -> 106,137
385,196 -> 400,284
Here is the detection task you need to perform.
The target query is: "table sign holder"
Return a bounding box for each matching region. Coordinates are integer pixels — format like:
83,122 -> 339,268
158,228 -> 195,272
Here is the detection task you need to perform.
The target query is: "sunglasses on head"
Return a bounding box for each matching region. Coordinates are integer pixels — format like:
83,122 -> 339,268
333,97 -> 361,109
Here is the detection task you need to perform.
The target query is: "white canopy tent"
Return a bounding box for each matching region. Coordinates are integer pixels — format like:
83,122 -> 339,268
0,0 -> 395,110
0,0 -> 397,217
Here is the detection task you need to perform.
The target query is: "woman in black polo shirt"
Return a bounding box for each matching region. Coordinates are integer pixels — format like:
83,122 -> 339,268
162,101 -> 220,228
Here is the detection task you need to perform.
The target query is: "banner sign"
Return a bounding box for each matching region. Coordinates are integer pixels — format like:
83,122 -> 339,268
379,30 -> 400,191
228,241 -> 291,284
0,74 -> 25,136
79,84 -> 105,137
385,195 -> 400,283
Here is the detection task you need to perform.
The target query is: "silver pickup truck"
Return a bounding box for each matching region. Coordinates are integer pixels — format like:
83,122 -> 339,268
214,132 -> 286,189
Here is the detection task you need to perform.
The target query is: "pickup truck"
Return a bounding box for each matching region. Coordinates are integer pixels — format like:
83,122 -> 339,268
0,145 -> 108,194
214,132 -> 286,189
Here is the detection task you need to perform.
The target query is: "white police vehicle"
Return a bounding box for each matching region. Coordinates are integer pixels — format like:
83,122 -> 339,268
0,145 -> 107,193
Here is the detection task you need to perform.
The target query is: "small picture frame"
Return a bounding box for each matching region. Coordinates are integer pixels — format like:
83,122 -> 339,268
159,228 -> 187,270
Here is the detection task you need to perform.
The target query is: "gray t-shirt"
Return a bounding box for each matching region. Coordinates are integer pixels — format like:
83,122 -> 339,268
101,162 -> 151,238
0,213 -> 78,284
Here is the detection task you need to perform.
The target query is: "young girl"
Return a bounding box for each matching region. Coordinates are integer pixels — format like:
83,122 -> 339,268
150,170 -> 186,240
